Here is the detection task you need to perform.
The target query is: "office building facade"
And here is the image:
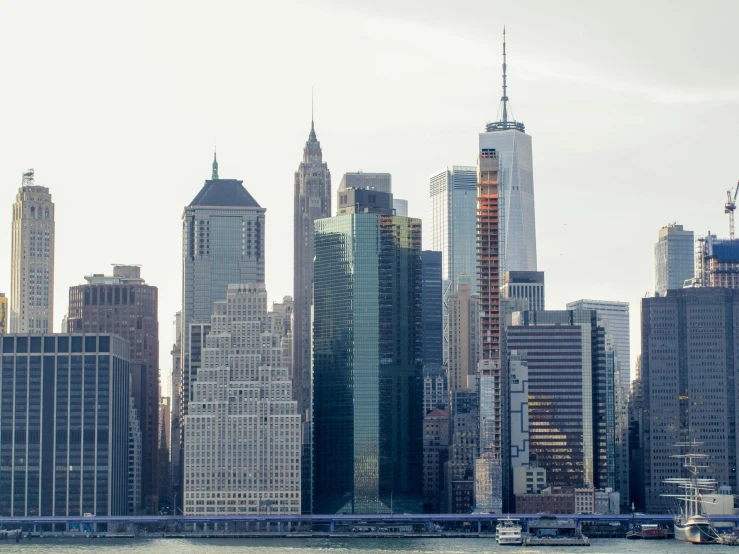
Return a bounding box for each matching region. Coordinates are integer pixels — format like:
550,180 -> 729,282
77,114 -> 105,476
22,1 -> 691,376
293,121 -> 331,431
422,251 -> 443,366
428,166 -> 478,365
640,288 -> 739,512
68,265 -> 160,513
655,223 -> 694,295
696,234 -> 739,288
507,310 -> 611,489
0,334 -> 130,516
10,169 -> 55,334
502,271 -> 545,312
423,408 -> 450,513
313,191 -> 423,514
446,275 -> 480,394
175,156 -> 265,509
338,172 -> 391,193
183,284 -> 300,515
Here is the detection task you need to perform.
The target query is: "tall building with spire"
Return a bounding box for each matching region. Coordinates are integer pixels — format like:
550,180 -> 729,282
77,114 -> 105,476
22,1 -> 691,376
480,29 -> 537,275
293,118 -> 331,513
173,153 -> 265,511
10,169 -> 55,334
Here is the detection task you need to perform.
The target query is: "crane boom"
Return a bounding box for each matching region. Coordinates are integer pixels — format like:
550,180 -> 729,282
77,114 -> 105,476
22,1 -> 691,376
725,181 -> 739,240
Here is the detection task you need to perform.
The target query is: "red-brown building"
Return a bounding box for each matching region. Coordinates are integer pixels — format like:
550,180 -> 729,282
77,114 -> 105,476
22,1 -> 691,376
68,265 -> 159,514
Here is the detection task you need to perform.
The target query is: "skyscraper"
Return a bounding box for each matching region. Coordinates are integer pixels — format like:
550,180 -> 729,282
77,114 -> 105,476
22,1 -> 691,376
393,198 -> 409,217
313,188 -> 423,514
175,154 -> 265,511
293,121 -> 331,426
480,30 -> 538,275
183,284 -> 300,515
655,223 -> 694,295
421,251 -> 443,367
640,288 -> 739,512
566,299 -> 630,390
10,169 -> 55,334
447,275 -> 480,393
428,166 -> 477,364
507,310 -> 611,490
67,265 -> 160,513
0,334 -> 130,516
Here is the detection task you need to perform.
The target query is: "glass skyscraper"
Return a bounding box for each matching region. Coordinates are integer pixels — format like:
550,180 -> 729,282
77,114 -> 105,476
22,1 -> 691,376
0,334 -> 130,516
654,223 -> 694,295
421,250 -> 443,367
313,192 -> 423,514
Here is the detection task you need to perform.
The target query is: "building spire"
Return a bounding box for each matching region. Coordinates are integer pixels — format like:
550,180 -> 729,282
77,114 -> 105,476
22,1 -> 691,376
309,88 -> 317,141
486,27 -> 525,133
501,26 -> 508,123
212,147 -> 219,180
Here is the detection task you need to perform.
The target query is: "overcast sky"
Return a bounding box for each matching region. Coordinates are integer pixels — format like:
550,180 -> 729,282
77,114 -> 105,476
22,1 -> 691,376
1,0 -> 738,396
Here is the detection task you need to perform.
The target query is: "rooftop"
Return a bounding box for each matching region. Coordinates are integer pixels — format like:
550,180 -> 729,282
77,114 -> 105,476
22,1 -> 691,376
189,179 -> 261,208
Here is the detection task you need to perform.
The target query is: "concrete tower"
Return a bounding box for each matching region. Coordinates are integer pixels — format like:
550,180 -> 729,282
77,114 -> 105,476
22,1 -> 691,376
10,169 -> 55,333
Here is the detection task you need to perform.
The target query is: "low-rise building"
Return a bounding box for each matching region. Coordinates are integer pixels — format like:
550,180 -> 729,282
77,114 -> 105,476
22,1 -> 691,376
515,486 -> 575,514
513,465 -> 547,495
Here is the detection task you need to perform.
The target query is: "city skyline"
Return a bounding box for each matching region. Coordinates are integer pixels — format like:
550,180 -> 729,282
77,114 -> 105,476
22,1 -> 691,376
1,1 -> 738,393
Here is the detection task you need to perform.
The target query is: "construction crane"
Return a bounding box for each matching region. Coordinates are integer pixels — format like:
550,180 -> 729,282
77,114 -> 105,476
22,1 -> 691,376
725,181 -> 739,239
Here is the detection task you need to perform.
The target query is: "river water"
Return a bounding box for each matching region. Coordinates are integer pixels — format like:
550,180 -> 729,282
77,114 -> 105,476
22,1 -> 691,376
0,538 -> 736,553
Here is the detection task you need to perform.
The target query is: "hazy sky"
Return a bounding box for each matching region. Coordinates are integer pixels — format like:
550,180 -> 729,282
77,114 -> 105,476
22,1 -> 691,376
1,0 -> 738,396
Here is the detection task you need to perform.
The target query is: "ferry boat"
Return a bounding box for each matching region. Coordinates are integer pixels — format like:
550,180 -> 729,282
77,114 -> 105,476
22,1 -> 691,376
496,517 -> 523,545
662,441 -> 721,544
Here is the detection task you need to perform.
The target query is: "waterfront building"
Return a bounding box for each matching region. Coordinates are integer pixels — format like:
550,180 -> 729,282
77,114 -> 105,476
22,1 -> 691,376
507,310 -> 611,490
422,251 -> 443,367
501,271 -> 544,311
68,265 -> 160,513
175,154 -> 265,509
338,171 -> 391,193
313,189 -> 423,514
428,166 -> 477,364
515,486 -> 575,514
10,169 -> 55,334
393,198 -> 409,217
0,293 -> 7,334
640,288 -> 739,512
423,409 -> 450,513
655,223 -> 694,295
447,275 -> 480,394
183,284 -> 300,515
0,334 -> 130,516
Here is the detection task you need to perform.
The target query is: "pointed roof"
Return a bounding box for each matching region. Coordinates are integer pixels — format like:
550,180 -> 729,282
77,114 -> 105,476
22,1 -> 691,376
189,179 -> 261,208
309,119 -> 317,142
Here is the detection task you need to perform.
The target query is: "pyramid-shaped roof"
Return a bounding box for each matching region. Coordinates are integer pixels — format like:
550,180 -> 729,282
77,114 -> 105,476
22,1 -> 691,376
188,179 -> 261,208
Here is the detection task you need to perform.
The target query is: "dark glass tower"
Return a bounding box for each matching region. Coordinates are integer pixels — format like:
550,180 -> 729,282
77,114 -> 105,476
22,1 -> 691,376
0,334 -> 130,516
313,190 -> 423,514
421,251 -> 443,366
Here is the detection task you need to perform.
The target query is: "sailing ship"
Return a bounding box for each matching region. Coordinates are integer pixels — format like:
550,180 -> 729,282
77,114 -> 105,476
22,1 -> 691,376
495,517 -> 523,545
662,441 -> 721,544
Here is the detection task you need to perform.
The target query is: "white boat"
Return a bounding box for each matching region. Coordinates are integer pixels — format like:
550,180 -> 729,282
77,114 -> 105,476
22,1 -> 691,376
662,441 -> 721,544
496,517 -> 523,545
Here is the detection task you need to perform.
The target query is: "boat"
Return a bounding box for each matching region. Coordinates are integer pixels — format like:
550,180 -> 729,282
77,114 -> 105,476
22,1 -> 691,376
496,517 -> 523,545
662,441 -> 722,544
626,523 -> 670,540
